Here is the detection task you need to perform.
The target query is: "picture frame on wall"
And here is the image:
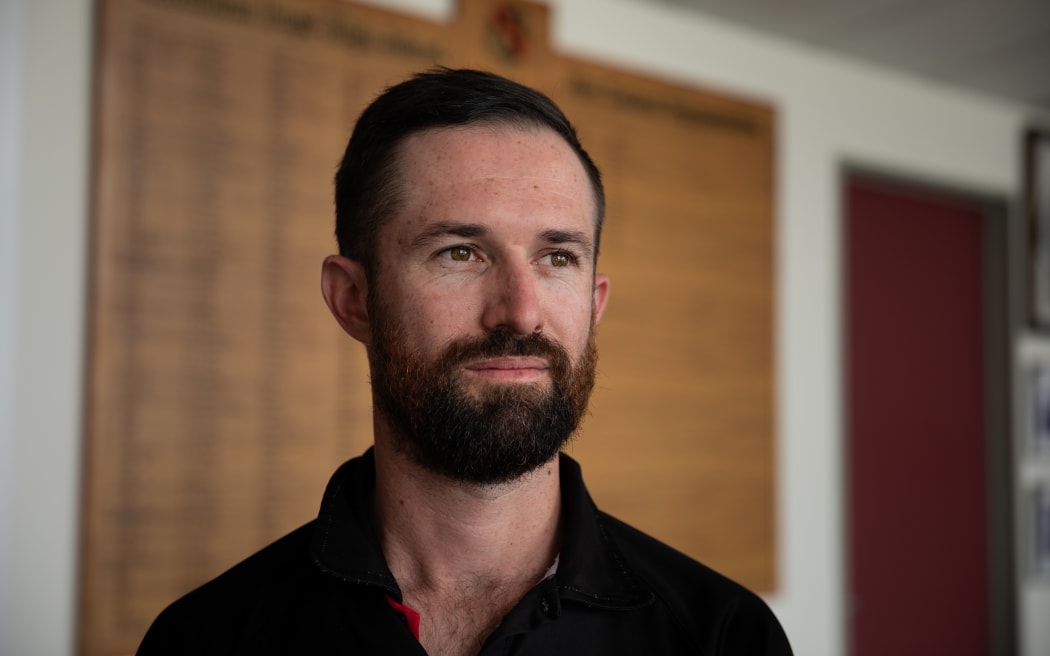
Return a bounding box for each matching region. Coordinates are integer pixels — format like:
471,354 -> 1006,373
1033,485 -> 1050,578
1027,128 -> 1050,328
1031,367 -> 1050,455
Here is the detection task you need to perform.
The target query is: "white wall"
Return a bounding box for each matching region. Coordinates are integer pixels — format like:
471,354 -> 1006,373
0,0 -> 21,648
2,0 -> 1045,654
1,0 -> 93,654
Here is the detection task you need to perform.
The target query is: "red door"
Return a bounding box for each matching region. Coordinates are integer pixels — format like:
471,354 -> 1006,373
846,177 -> 990,655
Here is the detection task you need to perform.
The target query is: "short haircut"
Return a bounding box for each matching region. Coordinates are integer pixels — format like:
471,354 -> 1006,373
334,68 -> 605,275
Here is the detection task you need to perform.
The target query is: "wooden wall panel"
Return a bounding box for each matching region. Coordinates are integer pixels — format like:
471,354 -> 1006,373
82,1 -> 776,653
553,61 -> 775,588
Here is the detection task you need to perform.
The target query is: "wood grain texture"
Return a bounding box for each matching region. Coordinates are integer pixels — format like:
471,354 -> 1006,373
81,1 -> 776,653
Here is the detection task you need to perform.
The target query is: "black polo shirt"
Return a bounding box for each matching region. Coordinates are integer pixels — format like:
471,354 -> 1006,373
138,449 -> 792,654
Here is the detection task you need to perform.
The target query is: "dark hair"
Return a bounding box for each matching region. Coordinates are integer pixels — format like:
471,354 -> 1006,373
334,68 -> 604,275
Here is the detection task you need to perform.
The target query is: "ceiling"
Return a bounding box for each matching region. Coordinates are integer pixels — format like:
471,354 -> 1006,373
640,0 -> 1050,110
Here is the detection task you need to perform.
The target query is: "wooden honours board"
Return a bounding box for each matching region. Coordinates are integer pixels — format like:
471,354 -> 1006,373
82,0 -> 776,653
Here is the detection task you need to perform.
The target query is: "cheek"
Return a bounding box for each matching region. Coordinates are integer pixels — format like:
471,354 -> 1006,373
546,298 -> 595,352
393,285 -> 480,348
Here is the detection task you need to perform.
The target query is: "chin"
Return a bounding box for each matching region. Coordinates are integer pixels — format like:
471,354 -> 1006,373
464,379 -> 553,403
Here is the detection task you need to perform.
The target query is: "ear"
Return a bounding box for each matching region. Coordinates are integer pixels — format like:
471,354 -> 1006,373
321,255 -> 371,345
592,273 -> 610,325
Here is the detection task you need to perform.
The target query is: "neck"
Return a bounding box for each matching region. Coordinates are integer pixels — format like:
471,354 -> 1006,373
371,421 -> 562,596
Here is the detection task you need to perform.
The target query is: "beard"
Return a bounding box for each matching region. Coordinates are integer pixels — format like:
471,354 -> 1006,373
368,309 -> 598,485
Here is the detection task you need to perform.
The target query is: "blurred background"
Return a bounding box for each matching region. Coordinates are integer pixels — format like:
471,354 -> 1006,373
3,0 -> 1049,654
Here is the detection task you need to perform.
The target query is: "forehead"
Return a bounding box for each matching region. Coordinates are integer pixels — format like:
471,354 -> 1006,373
391,124 -> 597,229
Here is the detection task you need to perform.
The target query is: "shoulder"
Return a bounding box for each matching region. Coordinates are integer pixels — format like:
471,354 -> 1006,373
597,512 -> 792,655
137,522 -> 320,655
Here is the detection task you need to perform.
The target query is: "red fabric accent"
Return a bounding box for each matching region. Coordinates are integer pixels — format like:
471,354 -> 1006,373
385,595 -> 421,641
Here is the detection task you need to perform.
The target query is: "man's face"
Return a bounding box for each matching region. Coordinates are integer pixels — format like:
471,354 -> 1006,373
366,124 -> 609,484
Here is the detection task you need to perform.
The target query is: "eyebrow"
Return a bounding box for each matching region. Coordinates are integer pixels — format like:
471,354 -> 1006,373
409,222 -> 488,249
409,222 -> 595,259
541,229 -> 594,260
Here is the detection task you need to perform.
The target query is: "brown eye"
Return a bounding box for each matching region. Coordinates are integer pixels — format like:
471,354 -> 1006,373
550,252 -> 570,267
449,246 -> 471,262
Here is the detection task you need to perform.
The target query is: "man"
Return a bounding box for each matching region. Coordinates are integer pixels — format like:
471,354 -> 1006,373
138,68 -> 792,655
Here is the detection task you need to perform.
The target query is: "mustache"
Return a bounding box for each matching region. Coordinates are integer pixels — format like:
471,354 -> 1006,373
441,329 -> 570,370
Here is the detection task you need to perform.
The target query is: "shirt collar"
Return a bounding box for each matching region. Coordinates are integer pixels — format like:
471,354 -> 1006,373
309,449 -> 400,597
310,448 -> 653,609
555,453 -> 653,609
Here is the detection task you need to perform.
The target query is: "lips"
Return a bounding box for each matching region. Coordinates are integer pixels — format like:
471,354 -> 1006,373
428,328 -> 571,384
464,356 -> 548,372
463,356 -> 550,382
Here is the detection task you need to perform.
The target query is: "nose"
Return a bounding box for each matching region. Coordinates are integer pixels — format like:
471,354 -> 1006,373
481,261 -> 542,335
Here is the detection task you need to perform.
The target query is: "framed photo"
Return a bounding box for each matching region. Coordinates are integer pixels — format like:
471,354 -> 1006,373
1027,128 -> 1050,327
1033,485 -> 1050,578
1030,366 -> 1050,454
